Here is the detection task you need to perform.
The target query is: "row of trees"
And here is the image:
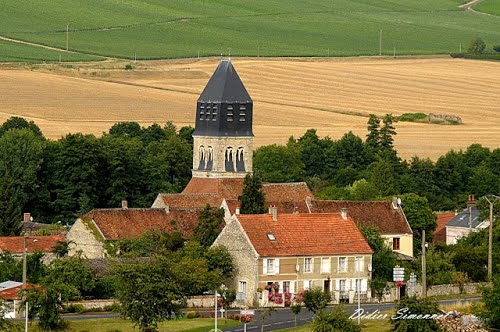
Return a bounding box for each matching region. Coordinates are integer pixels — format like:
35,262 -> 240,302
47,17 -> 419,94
0,117 -> 194,234
254,116 -> 498,211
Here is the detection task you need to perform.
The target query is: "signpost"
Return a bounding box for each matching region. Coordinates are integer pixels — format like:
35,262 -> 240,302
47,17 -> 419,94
240,309 -> 255,332
393,266 -> 405,301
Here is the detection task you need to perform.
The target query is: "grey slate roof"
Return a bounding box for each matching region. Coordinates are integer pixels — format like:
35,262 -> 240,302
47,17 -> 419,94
446,207 -> 484,229
0,281 -> 22,291
198,60 -> 252,103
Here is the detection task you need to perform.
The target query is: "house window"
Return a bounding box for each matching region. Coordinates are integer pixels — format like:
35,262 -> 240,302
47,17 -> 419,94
321,257 -> 331,274
267,259 -> 274,274
339,280 -> 346,292
304,258 -> 313,273
393,238 -> 400,251
283,281 -> 290,293
338,257 -> 347,272
355,257 -> 363,272
304,280 -> 313,290
239,281 -> 247,294
267,232 -> 276,241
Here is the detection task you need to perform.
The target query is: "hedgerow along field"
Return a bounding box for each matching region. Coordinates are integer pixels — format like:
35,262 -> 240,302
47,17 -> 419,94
1,57 -> 499,160
1,0 -> 500,61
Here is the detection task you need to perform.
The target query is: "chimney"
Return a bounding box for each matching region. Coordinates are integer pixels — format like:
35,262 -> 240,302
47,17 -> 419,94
341,208 -> 347,220
293,206 -> 299,214
268,206 -> 273,214
392,197 -> 399,209
121,200 -> 128,209
236,206 -> 240,215
165,205 -> 170,214
466,195 -> 476,209
23,213 -> 31,223
271,206 -> 278,221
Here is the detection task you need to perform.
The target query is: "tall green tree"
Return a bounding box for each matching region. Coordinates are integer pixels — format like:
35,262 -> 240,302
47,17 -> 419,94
360,226 -> 397,281
0,129 -> 45,234
380,114 -> 397,151
109,121 -> 142,138
366,114 -> 381,151
239,174 -> 266,214
24,286 -> 65,331
467,37 -> 486,54
253,144 -> 304,182
481,274 -> 500,328
192,204 -> 225,247
0,116 -> 43,138
400,193 -> 437,255
368,159 -> 399,197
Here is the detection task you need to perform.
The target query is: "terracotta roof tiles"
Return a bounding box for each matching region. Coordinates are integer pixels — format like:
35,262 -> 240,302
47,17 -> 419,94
236,213 -> 373,257
434,213 -> 455,244
0,235 -> 64,254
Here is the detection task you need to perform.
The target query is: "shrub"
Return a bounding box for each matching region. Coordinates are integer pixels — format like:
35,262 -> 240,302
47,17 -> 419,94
64,303 -> 85,313
303,288 -> 331,313
390,296 -> 443,332
124,64 -> 133,70
467,37 -> 486,54
233,314 -> 241,321
186,311 -> 199,319
313,306 -> 361,332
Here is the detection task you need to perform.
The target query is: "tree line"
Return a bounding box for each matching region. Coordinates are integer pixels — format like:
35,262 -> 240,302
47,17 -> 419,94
0,115 -> 498,234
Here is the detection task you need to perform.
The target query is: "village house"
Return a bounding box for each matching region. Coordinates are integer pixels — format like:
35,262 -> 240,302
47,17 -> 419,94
213,207 -> 373,306
307,198 -> 414,259
0,281 -> 39,319
67,205 -> 201,258
446,195 -> 489,245
0,234 -> 64,263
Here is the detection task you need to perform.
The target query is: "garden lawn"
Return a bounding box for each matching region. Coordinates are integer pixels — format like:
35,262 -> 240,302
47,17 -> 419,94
17,317 -> 241,332
1,0 -> 500,60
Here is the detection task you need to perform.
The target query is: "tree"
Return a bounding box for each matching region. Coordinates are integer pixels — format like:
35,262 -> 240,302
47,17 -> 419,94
239,174 -> 266,214
303,288 -> 331,314
0,129 -> 45,235
380,114 -> 397,151
370,277 -> 392,309
480,274 -> 500,328
217,286 -> 236,312
494,45 -> 500,52
347,179 -> 378,201
253,144 -> 304,182
366,114 -> 381,150
313,306 -> 361,332
24,286 -> 66,331
400,193 -> 437,254
368,159 -> 398,197
360,226 -> 397,281
113,256 -> 186,332
0,116 -> 43,138
109,121 -> 142,138
467,37 -> 486,54
391,296 -> 443,332
192,205 -> 225,247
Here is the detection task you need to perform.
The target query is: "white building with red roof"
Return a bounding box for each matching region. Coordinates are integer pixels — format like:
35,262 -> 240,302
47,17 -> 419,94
213,207 -> 373,306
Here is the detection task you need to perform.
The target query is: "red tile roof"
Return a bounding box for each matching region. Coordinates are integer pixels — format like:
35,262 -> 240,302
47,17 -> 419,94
82,208 -> 202,240
236,213 -> 373,257
0,284 -> 37,300
434,213 -> 455,244
0,235 -> 64,254
158,193 -> 224,209
309,200 -> 412,235
182,177 -> 244,200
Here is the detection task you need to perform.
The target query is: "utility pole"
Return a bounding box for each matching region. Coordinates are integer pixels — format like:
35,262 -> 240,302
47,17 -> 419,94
23,235 -> 28,332
66,24 -> 69,51
214,290 -> 218,332
485,195 -> 499,280
422,229 -> 426,298
379,29 -> 383,56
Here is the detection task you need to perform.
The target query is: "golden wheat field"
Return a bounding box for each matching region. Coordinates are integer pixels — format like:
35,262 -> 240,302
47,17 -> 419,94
0,57 -> 499,160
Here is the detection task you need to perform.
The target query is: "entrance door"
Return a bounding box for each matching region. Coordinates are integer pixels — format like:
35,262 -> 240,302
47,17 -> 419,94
323,279 -> 331,292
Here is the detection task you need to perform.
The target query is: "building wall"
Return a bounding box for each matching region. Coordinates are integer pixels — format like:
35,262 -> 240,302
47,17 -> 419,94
258,254 -> 372,303
192,136 -> 253,178
446,226 -> 477,245
383,233 -> 413,258
212,218 -> 258,306
67,218 -> 106,259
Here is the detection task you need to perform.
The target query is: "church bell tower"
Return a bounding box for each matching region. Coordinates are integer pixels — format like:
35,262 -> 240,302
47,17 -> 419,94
192,60 -> 253,178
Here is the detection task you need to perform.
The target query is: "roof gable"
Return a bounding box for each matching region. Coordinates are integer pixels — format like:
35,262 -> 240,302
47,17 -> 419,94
235,213 -> 372,257
309,200 -> 412,235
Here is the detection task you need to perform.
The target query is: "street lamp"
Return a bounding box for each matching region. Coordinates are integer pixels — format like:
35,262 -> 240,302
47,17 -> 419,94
484,195 -> 499,281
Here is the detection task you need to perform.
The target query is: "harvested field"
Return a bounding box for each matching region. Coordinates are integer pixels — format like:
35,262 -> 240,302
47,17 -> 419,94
0,57 -> 499,160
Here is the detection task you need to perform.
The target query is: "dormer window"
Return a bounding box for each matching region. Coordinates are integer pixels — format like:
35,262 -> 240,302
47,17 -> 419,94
267,232 -> 276,241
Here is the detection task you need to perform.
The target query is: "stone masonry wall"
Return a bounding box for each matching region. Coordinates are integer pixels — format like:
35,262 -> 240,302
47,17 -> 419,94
67,218 -> 106,259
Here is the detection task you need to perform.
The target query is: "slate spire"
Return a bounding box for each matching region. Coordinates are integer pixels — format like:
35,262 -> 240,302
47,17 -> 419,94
194,60 -> 253,137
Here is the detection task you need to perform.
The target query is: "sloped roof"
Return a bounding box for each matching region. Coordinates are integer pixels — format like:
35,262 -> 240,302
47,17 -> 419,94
198,60 -> 252,103
0,284 -> 37,300
182,177 -> 245,200
0,235 -> 64,254
236,213 -> 373,257
446,207 -> 483,229
157,193 -> 224,209
82,208 -> 202,241
309,200 -> 412,235
434,213 -> 455,244
0,281 -> 22,291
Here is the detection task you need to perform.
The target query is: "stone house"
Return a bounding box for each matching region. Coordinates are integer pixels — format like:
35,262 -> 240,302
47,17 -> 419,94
446,195 -> 489,245
308,198 -> 414,259
67,207 -> 201,258
0,235 -> 64,263
213,207 -> 373,306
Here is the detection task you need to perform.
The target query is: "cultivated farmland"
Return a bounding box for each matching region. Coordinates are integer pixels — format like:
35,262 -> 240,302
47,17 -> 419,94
0,57 -> 498,160
474,0 -> 500,16
1,0 -> 500,61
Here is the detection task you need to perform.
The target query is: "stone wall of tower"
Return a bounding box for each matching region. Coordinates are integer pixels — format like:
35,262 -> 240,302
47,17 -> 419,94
192,135 -> 253,178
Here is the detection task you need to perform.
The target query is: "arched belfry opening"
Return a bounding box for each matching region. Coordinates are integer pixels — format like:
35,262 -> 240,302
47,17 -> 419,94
206,146 -> 213,170
225,147 -> 235,172
198,145 -> 205,170
236,147 -> 245,172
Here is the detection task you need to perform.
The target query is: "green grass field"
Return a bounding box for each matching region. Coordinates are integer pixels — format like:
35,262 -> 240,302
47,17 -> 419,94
474,0 -> 500,16
1,0 -> 500,61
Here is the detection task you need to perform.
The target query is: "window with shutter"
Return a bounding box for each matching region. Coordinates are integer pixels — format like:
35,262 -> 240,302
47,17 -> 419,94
263,259 -> 268,274
321,257 -> 331,274
275,259 -> 280,274
304,257 -> 313,273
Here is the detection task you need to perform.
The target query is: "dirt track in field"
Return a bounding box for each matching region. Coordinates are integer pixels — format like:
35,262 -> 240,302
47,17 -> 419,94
0,57 -> 499,160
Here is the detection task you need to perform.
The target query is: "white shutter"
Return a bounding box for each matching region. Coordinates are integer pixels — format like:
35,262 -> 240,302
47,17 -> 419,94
278,281 -> 283,293
335,280 -> 340,291
263,259 -> 268,275
362,279 -> 368,292
275,258 -> 280,275
304,280 -> 310,290
310,258 -> 314,273
290,281 -> 295,294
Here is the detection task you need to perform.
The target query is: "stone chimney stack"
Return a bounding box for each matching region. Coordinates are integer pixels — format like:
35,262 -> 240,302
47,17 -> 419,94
121,200 -> 128,209
23,213 -> 31,223
270,206 -> 278,221
236,206 -> 240,215
341,208 -> 348,220
466,195 -> 476,209
293,206 -> 299,214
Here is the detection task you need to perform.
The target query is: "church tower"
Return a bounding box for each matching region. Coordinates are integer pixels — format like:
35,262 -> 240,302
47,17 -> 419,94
192,60 -> 253,178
